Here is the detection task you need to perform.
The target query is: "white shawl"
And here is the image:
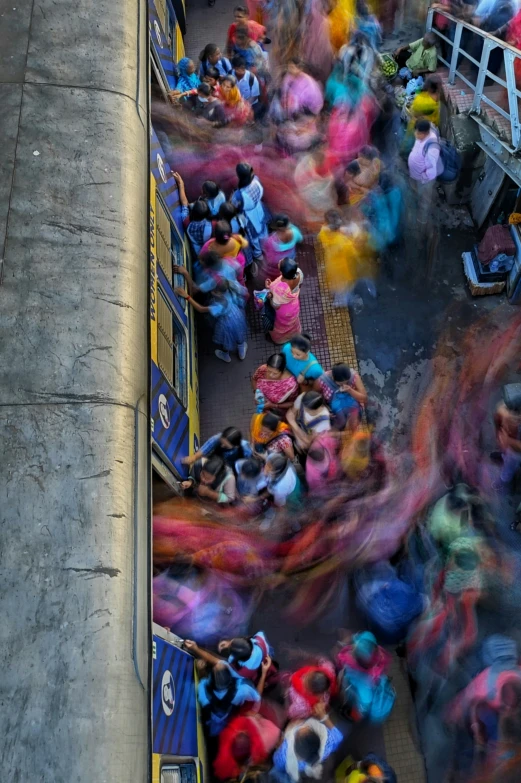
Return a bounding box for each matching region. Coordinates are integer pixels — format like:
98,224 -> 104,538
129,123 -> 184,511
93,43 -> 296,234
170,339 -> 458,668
285,719 -> 328,782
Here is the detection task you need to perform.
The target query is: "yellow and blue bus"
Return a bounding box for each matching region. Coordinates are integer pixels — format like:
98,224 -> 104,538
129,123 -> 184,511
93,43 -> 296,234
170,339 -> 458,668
149,0 -> 200,489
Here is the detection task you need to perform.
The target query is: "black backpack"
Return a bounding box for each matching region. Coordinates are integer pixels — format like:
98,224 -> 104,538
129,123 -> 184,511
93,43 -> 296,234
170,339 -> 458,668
423,139 -> 462,183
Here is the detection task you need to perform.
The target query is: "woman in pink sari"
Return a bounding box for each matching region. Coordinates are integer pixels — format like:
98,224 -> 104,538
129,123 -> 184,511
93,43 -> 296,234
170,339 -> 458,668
266,257 -> 304,345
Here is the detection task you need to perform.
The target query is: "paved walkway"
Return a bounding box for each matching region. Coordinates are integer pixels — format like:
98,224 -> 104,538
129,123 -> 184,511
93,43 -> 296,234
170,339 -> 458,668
182,3 -> 426,780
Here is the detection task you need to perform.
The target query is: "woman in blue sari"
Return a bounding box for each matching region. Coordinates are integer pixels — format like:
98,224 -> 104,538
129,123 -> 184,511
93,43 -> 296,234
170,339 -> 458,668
176,57 -> 201,93
231,162 -> 269,261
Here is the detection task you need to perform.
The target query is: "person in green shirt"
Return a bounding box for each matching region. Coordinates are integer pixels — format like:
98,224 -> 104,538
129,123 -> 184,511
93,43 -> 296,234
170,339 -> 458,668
394,32 -> 438,78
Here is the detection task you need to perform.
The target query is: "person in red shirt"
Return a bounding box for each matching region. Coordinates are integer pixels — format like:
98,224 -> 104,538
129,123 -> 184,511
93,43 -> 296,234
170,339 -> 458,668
226,5 -> 267,55
286,659 -> 337,719
213,712 -> 282,780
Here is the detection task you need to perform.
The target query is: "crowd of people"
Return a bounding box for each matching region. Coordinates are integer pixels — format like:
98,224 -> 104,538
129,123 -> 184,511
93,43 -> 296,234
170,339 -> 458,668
152,2 -> 521,782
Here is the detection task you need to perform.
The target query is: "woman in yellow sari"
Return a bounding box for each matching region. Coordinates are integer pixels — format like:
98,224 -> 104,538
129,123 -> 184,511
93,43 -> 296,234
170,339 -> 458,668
328,0 -> 356,53
318,209 -> 362,306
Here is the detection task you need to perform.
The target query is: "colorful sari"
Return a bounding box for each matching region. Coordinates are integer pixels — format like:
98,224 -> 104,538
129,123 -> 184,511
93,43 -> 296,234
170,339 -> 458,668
328,0 -> 356,53
201,236 -> 248,286
268,276 -> 302,344
280,72 -> 324,117
317,225 -> 359,295
262,225 -> 303,279
252,364 -> 299,408
251,413 -> 294,455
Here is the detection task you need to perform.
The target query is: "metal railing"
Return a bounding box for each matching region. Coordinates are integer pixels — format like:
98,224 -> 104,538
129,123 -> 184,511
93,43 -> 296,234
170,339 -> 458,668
426,8 -> 521,150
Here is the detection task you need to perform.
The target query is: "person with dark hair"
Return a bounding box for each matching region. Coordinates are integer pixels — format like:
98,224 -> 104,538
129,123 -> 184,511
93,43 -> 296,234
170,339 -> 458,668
250,411 -> 295,460
264,453 -> 302,509
218,629 -> 274,683
251,353 -> 299,415
201,180 -> 226,216
218,74 -> 254,125
262,214 -> 304,280
285,660 -> 337,719
193,82 -> 227,126
394,32 -> 438,79
283,723 -> 338,783
316,362 -> 367,428
176,57 -> 201,94
235,457 -> 268,504
173,171 -> 213,254
305,431 -> 343,493
196,660 -> 263,736
173,244 -> 240,299
198,43 -> 233,79
287,390 -> 331,452
213,710 -> 281,781
230,24 -> 266,72
281,334 -> 324,386
217,200 -> 246,236
176,278 -> 248,363
181,455 -> 237,504
231,55 -> 261,114
231,163 -> 269,261
407,119 -> 443,228
200,219 -> 249,286
265,256 -> 304,345
202,65 -> 222,94
182,425 -> 252,471
226,5 -> 266,56
356,145 -> 381,190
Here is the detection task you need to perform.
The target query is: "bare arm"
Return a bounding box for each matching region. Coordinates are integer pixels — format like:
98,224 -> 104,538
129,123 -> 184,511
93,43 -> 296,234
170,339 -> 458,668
172,172 -> 189,207
183,640 -> 222,666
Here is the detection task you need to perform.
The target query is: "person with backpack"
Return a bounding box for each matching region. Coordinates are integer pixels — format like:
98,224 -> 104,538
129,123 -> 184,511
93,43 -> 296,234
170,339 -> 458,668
272,703 -> 343,782
232,55 -> 262,119
198,43 -> 233,79
195,659 -> 265,736
407,118 -> 444,229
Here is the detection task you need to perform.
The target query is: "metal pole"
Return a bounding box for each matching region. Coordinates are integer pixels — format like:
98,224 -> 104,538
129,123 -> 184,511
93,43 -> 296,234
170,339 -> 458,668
471,39 -> 495,113
449,22 -> 463,84
505,49 -> 520,150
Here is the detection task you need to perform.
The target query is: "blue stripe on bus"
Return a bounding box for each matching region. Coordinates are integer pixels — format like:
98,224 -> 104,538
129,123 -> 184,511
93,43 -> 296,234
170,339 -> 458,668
153,637 -> 198,757
151,363 -> 190,475
149,0 -> 177,89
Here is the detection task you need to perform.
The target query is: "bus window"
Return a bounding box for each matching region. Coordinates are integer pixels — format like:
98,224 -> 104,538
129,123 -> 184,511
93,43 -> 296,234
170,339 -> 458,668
157,287 -> 187,406
156,193 -> 187,311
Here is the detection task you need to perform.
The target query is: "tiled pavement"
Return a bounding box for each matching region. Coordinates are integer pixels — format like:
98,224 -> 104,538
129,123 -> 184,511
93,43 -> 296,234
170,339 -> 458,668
182,2 -> 426,780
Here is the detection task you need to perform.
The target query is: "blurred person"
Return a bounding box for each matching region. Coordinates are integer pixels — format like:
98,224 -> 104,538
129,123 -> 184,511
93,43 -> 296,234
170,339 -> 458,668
232,162 -> 269,261
202,65 -> 222,94
272,705 -> 343,781
493,388 -> 521,488
305,432 -> 343,493
278,58 -> 325,118
251,411 -> 296,459
218,74 -> 254,126
285,659 -> 337,719
200,219 -> 249,286
317,210 -> 370,307
264,452 -> 303,509
218,200 -> 247,236
231,25 -> 266,73
182,426 -> 252,471
355,145 -> 381,190
173,248 -> 240,297
287,390 -> 332,453
408,119 -> 443,229
235,457 -> 269,509
329,0 -> 357,54
198,43 -> 233,79
394,32 -> 438,80
182,455 -> 237,504
344,753 -> 397,783
261,214 -> 304,280
355,0 -> 382,50
281,334 -> 324,387
299,0 -> 335,84
176,278 -> 248,363
266,257 -> 304,345
213,708 -> 281,780
251,352 -> 300,415
226,5 -> 267,55
336,631 -> 394,722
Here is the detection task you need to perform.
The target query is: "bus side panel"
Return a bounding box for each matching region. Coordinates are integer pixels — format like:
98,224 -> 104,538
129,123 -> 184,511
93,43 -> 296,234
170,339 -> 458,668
153,636 -> 198,756
151,361 -> 190,475
150,174 -> 159,366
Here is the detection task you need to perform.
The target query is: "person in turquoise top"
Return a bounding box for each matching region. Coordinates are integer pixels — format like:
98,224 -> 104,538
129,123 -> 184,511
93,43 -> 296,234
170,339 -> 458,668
281,335 -> 324,386
262,214 -> 304,279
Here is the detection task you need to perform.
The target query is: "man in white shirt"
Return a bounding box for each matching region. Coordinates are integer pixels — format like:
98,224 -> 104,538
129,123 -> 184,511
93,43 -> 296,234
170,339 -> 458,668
408,118 -> 444,228
231,55 -> 262,119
